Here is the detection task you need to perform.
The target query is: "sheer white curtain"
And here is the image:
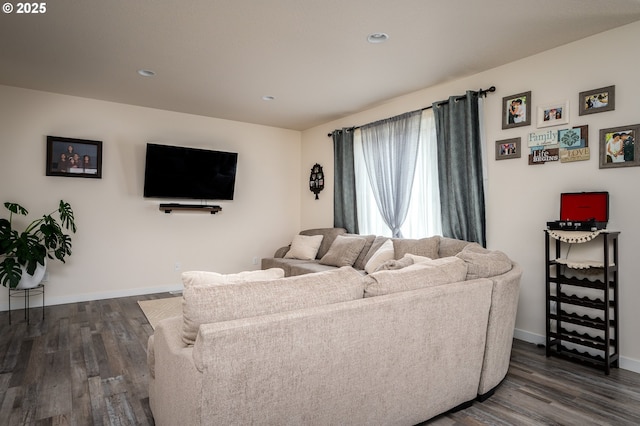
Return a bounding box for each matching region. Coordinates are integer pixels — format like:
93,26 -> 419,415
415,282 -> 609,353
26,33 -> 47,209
354,109 -> 442,238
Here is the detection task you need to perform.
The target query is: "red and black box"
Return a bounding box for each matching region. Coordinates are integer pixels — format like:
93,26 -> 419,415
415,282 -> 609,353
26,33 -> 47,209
547,191 -> 609,231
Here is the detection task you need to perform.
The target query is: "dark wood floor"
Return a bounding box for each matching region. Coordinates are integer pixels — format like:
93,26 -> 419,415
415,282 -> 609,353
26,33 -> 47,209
428,341 -> 640,425
1,293 -> 639,426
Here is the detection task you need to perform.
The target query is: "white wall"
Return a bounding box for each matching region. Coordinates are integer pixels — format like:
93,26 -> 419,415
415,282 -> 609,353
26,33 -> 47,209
301,21 -> 640,371
0,85 -> 302,306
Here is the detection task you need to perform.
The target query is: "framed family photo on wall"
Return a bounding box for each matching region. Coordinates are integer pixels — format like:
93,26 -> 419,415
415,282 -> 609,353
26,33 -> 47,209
599,124 -> 638,169
502,91 -> 531,129
46,136 -> 103,178
537,100 -> 569,128
495,137 -> 521,160
579,85 -> 615,116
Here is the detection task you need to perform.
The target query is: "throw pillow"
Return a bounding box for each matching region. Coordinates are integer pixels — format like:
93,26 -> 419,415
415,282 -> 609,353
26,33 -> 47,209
284,234 -> 324,260
181,268 -> 285,287
181,266 -> 365,345
319,235 -> 367,267
373,255 -> 414,272
438,237 -> 474,258
364,238 -> 394,274
345,234 -> 376,270
364,256 -> 468,297
299,228 -> 346,259
361,236 -> 389,267
393,236 -> 440,260
404,253 -> 432,264
456,245 -> 512,280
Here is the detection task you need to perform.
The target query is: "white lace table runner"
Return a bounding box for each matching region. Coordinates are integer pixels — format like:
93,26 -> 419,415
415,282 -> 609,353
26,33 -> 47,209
547,230 -> 602,243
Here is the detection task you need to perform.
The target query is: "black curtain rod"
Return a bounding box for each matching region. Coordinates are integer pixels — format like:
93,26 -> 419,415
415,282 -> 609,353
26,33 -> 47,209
327,86 -> 496,137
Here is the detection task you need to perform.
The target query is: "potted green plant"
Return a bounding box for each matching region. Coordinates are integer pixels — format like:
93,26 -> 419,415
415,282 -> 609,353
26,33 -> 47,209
0,200 -> 76,289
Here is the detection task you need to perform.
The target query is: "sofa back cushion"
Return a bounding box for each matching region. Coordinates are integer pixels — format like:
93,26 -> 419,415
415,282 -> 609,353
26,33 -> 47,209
456,245 -> 513,280
364,256 -> 468,297
319,235 -> 368,267
438,237 -> 475,258
181,266 -> 365,345
393,236 -> 440,260
299,228 -> 347,259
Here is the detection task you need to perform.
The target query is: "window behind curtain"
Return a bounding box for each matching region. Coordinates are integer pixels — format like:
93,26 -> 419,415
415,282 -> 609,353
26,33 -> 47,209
354,109 -> 442,238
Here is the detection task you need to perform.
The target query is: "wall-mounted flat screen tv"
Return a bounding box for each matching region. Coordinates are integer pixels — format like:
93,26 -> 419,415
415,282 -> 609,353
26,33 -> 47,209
143,143 -> 238,200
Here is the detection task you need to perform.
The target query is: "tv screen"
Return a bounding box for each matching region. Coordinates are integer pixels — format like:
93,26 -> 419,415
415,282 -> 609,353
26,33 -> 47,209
143,143 -> 238,200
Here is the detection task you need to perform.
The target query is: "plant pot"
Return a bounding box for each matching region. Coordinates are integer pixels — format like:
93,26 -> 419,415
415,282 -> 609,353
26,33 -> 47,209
16,261 -> 46,289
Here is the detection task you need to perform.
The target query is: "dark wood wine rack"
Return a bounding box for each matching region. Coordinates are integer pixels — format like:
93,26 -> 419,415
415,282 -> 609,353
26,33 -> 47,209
545,230 -> 620,374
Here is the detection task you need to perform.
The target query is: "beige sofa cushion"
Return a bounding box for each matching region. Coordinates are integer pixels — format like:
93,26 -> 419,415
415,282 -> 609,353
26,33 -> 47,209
364,256 -> 468,297
289,262 -> 338,276
261,257 -> 312,277
456,245 -> 513,280
284,234 -> 324,260
364,238 -> 395,274
361,236 -> 389,266
300,228 -> 347,258
405,253 -> 432,263
439,237 -> 475,258
345,234 -> 376,270
373,254 -> 414,272
393,236 -> 440,259
181,266 -> 365,345
320,235 -> 367,267
181,268 -> 284,286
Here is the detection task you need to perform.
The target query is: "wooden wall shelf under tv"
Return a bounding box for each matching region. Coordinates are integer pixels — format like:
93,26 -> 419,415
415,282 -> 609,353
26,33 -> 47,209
159,204 -> 222,214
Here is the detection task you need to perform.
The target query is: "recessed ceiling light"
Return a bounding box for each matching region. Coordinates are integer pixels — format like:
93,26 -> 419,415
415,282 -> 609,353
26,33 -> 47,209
367,33 -> 389,44
262,95 -> 276,101
137,69 -> 156,77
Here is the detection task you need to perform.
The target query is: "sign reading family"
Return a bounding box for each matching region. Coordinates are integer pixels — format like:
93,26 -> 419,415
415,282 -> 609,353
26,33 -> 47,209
528,130 -> 558,147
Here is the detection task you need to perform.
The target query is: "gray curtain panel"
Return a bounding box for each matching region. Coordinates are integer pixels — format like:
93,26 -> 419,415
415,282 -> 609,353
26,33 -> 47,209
432,91 -> 486,247
360,111 -> 422,238
332,129 -> 359,234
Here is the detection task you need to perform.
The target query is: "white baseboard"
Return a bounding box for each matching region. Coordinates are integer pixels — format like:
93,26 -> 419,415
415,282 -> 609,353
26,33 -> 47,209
514,327 -> 640,374
514,328 -> 546,346
0,284 -> 184,312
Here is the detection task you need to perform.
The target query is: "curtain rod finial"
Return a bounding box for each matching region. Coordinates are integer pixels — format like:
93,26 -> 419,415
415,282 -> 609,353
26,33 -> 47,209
478,86 -> 496,98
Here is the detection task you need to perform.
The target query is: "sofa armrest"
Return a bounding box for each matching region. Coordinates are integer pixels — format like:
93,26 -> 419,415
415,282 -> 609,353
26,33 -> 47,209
273,245 -> 290,258
149,316 -> 203,426
477,262 -> 522,398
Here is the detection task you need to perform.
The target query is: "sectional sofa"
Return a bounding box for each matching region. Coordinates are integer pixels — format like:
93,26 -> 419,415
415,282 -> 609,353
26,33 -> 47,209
261,227 -> 482,276
147,228 -> 521,425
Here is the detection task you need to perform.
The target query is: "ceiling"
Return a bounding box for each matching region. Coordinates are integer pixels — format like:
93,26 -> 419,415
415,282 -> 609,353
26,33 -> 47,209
2,0 -> 640,131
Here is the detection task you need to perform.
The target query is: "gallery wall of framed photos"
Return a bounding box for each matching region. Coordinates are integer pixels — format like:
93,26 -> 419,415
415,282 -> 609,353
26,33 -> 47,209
495,85 -> 638,170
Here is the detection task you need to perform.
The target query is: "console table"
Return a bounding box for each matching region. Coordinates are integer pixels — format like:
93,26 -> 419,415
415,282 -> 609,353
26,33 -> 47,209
8,284 -> 45,325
